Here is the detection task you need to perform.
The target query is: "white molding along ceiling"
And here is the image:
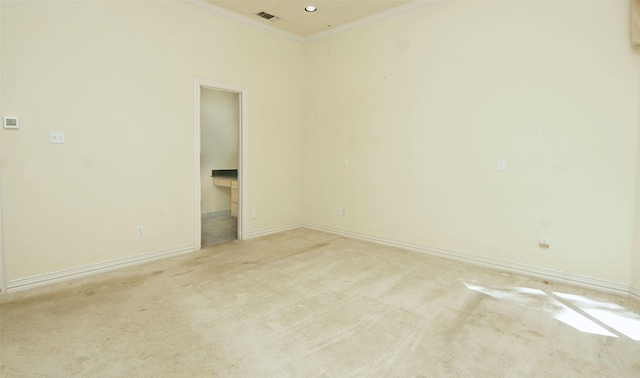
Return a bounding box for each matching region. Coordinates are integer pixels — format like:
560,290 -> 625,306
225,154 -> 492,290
191,0 -> 421,40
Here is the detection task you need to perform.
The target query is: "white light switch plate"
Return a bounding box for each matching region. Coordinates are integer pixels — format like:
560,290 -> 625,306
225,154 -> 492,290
50,131 -> 65,144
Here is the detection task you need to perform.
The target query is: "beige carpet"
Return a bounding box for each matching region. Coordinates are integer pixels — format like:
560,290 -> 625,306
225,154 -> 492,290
1,228 -> 639,377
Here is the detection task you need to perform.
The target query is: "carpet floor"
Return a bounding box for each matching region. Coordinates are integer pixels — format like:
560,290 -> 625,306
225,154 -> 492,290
1,228 -> 639,377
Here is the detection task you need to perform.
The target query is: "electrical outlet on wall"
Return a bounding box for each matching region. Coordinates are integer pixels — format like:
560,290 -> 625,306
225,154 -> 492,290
50,131 -> 65,144
539,236 -> 550,249
137,226 -> 144,237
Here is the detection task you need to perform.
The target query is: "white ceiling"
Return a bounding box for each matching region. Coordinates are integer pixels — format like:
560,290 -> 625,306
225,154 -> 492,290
204,0 -> 415,38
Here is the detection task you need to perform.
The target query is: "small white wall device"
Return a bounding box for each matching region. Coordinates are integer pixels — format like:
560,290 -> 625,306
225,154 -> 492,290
3,116 -> 19,129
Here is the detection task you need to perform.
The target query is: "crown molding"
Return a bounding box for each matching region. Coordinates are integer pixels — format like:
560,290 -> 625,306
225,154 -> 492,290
186,0 -> 440,43
303,0 -> 438,42
186,0 -> 304,42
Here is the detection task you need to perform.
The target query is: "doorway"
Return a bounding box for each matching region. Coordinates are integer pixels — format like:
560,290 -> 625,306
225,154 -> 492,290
0,187 -> 4,294
194,79 -> 247,250
0,135 -> 4,293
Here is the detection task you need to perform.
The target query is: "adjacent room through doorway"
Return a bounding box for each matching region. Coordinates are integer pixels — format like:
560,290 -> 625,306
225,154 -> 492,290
199,87 -> 240,247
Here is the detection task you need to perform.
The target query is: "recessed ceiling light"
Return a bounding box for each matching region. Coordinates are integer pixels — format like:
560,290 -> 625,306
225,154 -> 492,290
305,5 -> 317,12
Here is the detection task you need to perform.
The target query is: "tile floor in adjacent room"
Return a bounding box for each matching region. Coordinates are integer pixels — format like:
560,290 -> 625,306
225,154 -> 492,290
201,215 -> 237,247
1,228 -> 640,377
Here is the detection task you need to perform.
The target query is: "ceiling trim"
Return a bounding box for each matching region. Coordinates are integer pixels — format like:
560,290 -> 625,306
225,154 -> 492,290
186,0 -> 437,43
186,0 -> 305,42
303,0 -> 435,42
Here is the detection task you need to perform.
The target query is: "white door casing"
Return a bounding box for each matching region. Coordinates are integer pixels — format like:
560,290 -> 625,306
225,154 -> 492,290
194,78 -> 248,249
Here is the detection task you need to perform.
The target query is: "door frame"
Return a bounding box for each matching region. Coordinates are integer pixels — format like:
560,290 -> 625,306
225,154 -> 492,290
0,160 -> 5,294
193,78 -> 248,249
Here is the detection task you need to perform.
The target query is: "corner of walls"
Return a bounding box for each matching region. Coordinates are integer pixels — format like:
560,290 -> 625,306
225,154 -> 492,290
302,0 -> 640,294
1,0 -> 304,288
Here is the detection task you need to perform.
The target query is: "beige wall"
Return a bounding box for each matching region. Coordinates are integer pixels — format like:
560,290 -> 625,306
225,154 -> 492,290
0,0 -> 304,281
304,0 -> 640,285
2,0 -> 640,292
200,88 -> 238,215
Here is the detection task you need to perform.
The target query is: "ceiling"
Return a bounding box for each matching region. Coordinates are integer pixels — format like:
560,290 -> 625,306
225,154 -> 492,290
204,0 -> 415,38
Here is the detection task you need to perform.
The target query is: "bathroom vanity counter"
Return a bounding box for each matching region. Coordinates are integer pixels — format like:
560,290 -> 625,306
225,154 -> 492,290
212,174 -> 238,217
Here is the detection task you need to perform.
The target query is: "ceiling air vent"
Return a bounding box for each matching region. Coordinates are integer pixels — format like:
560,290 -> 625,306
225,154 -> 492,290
256,11 -> 279,22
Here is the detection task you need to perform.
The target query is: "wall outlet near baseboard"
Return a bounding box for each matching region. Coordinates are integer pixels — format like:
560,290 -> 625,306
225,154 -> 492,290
539,236 -> 550,249
137,226 -> 144,237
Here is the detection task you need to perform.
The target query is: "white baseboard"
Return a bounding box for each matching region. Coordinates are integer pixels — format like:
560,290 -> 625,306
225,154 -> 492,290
6,224 -> 639,303
5,222 -> 303,294
247,222 -> 303,239
630,285 -> 640,301
303,223 -> 637,299
6,244 -> 195,293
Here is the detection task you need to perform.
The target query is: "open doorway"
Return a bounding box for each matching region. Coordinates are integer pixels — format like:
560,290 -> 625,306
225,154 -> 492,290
0,190 -> 4,293
200,87 -> 238,246
194,79 -> 247,250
